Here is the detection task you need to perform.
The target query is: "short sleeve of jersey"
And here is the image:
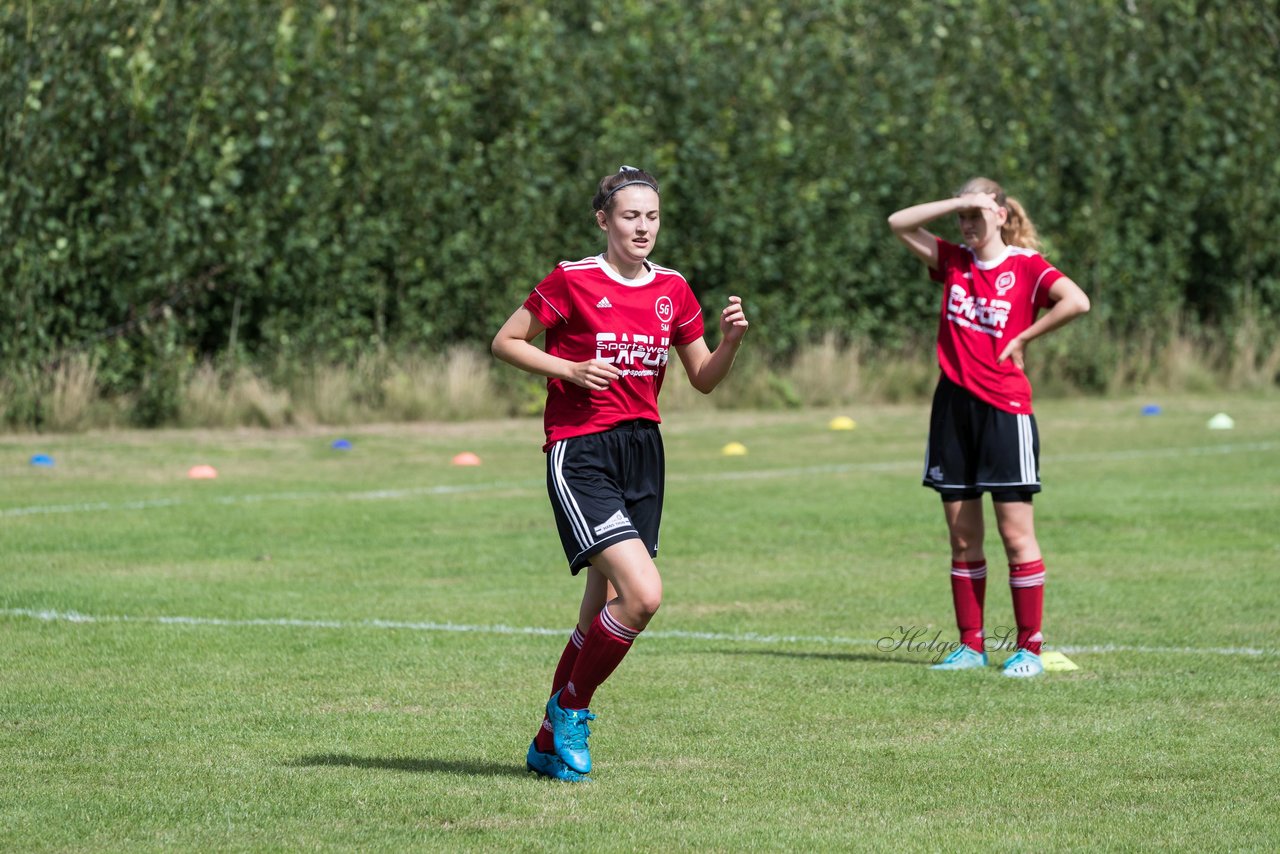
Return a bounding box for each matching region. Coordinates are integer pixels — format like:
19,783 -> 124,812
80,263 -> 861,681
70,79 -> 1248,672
1027,256 -> 1064,310
670,284 -> 705,346
928,238 -> 966,284
523,265 -> 571,329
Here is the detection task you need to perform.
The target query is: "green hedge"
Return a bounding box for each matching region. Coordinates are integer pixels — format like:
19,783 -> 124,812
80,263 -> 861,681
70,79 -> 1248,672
3,0 -> 1277,417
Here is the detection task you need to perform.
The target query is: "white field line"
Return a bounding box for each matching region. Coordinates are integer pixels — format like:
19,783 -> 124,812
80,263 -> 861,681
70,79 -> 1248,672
3,608 -> 1274,658
0,483 -> 512,518
3,441 -> 1277,519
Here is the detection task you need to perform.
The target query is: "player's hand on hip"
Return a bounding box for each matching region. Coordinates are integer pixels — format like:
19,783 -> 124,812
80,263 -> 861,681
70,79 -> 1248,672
719,296 -> 749,342
997,336 -> 1026,370
568,358 -> 621,390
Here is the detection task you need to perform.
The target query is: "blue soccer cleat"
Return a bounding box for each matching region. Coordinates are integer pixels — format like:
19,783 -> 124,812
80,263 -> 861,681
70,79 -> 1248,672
546,689 -> 596,774
931,645 -> 989,670
1001,648 -> 1045,678
526,740 -> 589,783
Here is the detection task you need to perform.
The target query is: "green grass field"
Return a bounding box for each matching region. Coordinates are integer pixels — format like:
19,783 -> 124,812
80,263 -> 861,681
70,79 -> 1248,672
3,395 -> 1278,851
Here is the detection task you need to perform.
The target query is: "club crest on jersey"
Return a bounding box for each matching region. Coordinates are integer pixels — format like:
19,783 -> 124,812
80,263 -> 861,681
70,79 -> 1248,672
655,295 -> 674,324
994,271 -> 1016,295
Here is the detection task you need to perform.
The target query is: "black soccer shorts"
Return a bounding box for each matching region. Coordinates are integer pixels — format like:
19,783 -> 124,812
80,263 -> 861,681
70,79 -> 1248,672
922,375 -> 1041,503
545,419 -> 664,574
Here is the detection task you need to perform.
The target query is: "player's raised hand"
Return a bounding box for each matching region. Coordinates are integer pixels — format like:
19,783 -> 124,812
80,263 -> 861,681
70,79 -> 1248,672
719,296 -> 749,343
957,191 -> 1001,213
567,358 -> 621,390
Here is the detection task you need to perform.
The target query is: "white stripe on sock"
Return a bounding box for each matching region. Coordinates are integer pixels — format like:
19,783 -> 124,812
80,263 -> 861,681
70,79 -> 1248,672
599,606 -> 640,641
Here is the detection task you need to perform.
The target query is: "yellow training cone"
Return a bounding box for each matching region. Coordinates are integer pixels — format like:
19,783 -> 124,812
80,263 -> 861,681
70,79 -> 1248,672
721,442 -> 748,457
1040,651 -> 1079,672
829,416 -> 857,431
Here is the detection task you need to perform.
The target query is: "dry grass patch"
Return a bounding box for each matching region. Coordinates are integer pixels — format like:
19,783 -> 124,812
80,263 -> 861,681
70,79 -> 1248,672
4,325 -> 1275,433
46,355 -> 100,432
181,364 -> 291,428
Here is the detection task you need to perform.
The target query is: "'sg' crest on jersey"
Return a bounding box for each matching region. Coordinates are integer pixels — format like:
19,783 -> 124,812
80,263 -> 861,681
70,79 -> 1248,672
523,255 -> 705,450
930,238 -> 1062,414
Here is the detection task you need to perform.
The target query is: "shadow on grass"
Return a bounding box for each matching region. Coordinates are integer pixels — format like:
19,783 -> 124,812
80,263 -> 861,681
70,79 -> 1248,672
699,646 -> 935,667
289,753 -> 528,778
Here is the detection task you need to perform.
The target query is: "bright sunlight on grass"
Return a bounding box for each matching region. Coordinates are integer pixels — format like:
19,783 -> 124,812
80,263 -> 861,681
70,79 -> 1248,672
2,394 -> 1277,850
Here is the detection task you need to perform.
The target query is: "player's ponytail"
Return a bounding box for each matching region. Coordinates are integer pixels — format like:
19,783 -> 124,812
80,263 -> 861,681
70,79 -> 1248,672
1001,196 -> 1039,251
956,176 -> 1040,251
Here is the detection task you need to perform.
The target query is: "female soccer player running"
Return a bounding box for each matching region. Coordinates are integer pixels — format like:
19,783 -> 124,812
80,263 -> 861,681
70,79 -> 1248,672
493,166 -> 749,780
888,178 -> 1090,678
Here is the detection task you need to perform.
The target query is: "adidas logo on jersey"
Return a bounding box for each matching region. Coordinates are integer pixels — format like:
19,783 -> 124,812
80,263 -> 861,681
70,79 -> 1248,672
596,296 -> 613,309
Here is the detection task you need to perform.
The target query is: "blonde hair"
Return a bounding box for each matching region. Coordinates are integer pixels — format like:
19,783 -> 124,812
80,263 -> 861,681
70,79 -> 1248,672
956,176 -> 1039,251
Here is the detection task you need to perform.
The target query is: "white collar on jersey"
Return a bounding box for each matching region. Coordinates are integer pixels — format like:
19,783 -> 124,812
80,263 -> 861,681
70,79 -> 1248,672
596,254 -> 656,287
969,245 -> 1013,271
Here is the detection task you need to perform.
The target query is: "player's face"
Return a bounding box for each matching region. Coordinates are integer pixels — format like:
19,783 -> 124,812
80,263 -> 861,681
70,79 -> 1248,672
598,186 -> 660,269
956,206 -> 1005,250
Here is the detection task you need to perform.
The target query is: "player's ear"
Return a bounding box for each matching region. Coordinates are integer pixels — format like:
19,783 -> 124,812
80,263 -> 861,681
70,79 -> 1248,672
595,209 -> 608,231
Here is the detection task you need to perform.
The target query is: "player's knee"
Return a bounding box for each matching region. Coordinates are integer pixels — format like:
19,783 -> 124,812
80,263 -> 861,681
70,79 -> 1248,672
616,589 -> 661,630
948,529 -> 982,555
635,591 -> 662,622
999,530 -> 1037,562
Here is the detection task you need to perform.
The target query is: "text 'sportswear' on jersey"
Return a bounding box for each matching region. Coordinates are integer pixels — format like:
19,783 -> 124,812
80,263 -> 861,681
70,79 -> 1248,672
929,237 -> 1063,414
523,255 -> 706,450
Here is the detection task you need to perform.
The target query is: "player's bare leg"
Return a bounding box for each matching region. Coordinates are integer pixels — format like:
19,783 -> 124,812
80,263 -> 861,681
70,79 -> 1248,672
933,498 -> 990,670
547,539 -> 660,772
995,500 -> 1045,676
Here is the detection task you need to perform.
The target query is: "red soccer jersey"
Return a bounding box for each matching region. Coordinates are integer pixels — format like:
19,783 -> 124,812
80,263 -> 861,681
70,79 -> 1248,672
929,237 -> 1063,413
523,255 -> 706,450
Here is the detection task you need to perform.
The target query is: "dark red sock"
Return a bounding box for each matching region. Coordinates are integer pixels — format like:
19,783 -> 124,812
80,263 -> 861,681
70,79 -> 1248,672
534,626 -> 584,752
950,560 -> 988,652
560,606 -> 640,711
1009,559 -> 1045,654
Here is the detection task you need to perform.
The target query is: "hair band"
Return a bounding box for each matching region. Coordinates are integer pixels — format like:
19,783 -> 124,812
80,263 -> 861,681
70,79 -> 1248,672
603,165 -> 657,202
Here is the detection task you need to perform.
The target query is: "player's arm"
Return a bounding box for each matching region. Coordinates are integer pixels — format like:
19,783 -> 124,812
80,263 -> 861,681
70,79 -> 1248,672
887,194 -> 999,268
996,277 -> 1091,369
676,296 -> 749,394
491,307 -> 620,390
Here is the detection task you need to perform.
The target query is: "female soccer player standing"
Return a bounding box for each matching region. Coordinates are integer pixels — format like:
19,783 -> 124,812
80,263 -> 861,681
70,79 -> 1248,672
493,166 -> 749,779
888,177 -> 1090,678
